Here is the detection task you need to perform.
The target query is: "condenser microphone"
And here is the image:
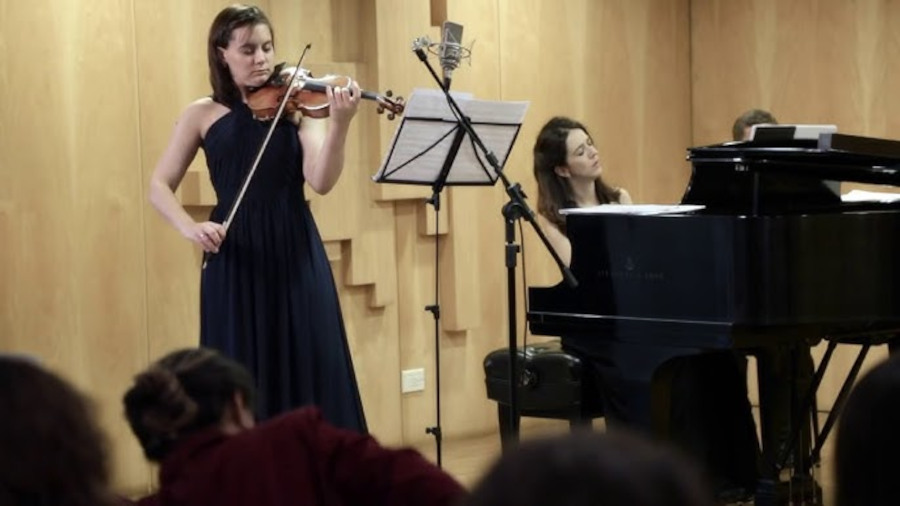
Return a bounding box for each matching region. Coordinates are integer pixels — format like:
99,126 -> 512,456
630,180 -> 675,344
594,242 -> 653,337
438,21 -> 464,89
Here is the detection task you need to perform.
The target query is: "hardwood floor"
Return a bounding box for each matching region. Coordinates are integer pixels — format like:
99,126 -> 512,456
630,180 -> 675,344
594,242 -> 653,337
413,418 -> 576,488
413,412 -> 837,506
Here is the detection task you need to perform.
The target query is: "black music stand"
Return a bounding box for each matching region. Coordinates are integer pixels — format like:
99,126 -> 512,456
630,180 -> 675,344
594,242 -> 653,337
374,89 -> 523,187
374,88 -> 526,466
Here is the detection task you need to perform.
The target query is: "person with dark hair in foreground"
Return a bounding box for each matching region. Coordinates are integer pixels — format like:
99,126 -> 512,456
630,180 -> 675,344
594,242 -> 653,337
464,431 -> 714,506
123,348 -> 464,506
834,353 -> 900,506
0,356 -> 117,506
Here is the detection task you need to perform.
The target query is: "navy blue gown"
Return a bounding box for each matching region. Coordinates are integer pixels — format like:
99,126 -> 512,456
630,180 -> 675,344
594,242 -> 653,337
199,101 -> 367,433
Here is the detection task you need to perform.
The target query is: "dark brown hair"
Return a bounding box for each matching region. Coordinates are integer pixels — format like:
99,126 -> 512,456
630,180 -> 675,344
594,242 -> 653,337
0,357 -> 115,506
207,4 -> 274,104
533,116 -> 621,231
731,109 -> 777,141
464,431 -> 713,506
123,348 -> 255,461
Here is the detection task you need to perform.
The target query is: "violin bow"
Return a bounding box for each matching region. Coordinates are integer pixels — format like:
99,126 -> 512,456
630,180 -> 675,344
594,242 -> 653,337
203,44 -> 311,270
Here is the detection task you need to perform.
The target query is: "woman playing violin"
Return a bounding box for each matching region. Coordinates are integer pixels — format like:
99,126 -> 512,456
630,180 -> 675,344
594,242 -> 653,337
148,4 -> 366,432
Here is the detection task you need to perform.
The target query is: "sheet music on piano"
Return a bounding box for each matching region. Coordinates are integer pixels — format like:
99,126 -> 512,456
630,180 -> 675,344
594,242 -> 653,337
560,204 -> 706,216
841,189 -> 900,203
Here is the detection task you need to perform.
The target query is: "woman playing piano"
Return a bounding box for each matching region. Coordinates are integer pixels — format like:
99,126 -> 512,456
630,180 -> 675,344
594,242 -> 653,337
533,116 -> 631,265
532,116 -> 759,503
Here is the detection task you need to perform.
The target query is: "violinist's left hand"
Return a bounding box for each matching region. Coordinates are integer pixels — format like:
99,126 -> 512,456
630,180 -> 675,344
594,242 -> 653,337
327,79 -> 361,126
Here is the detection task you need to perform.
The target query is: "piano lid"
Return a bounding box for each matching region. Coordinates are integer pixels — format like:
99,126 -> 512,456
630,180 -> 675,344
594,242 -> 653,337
683,132 -> 900,214
687,132 -> 900,187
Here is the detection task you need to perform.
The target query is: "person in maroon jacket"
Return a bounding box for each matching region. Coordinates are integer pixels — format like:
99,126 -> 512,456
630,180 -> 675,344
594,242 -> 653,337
123,348 -> 464,506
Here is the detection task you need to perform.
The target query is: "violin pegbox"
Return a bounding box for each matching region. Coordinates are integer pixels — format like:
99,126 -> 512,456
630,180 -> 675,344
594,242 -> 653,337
375,90 -> 405,121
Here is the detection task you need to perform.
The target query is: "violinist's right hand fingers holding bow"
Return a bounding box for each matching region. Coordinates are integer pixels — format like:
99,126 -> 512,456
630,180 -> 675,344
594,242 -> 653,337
188,222 -> 226,254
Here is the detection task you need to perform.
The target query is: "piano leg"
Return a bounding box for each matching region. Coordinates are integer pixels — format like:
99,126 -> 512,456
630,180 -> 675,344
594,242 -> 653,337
755,344 -> 814,466
754,344 -> 820,506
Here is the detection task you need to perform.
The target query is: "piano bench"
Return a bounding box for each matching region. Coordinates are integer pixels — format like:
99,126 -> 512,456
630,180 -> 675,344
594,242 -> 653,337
483,340 -> 604,452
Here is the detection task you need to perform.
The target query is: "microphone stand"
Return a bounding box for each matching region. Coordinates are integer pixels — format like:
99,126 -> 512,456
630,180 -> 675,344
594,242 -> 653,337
412,41 -> 577,449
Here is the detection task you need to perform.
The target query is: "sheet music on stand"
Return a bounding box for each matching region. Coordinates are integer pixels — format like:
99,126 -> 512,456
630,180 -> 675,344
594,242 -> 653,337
373,88 -> 529,186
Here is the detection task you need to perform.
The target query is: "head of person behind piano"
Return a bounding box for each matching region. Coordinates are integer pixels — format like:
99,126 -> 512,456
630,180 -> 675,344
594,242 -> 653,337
532,116 -> 632,265
834,353 -> 900,506
731,108 -> 777,141
462,430 -> 714,506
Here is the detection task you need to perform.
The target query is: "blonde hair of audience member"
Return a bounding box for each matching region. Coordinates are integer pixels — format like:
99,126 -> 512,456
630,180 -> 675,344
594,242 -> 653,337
0,356 -> 116,506
533,116 -> 632,265
835,354 -> 900,506
464,431 -> 714,506
732,109 -> 777,141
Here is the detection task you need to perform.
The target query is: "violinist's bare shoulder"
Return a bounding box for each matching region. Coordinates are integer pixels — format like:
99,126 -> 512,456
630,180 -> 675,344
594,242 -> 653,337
177,97 -> 233,139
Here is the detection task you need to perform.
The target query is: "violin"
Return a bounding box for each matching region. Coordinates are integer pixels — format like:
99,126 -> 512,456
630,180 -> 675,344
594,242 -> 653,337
247,65 -> 405,121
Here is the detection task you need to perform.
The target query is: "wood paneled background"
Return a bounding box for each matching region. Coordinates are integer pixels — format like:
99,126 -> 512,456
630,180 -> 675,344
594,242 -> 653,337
0,0 -> 895,495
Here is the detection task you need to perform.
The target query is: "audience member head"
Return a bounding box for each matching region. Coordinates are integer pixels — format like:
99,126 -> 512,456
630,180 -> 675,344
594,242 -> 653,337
835,354 -> 900,506
464,431 -> 714,506
123,348 -> 256,462
533,116 -> 621,231
0,356 -> 115,506
732,108 -> 778,141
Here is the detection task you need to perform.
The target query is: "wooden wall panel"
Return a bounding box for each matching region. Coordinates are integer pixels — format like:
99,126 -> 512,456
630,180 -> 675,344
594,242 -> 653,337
133,0 -> 234,380
0,0 -> 149,491
692,0 -> 900,144
333,253 -> 404,445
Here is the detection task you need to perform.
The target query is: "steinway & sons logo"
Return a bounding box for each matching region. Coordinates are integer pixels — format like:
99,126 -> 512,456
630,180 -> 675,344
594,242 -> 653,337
596,256 -> 665,282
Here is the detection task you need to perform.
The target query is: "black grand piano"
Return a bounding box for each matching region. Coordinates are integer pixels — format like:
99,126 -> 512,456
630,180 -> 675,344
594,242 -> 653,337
527,130 -> 900,505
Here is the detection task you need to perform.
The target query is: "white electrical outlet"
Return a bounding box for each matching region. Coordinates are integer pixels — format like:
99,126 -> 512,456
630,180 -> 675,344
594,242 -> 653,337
401,368 -> 426,393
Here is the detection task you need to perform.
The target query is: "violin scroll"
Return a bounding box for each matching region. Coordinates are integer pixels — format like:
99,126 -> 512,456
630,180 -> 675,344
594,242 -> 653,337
375,89 -> 405,121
